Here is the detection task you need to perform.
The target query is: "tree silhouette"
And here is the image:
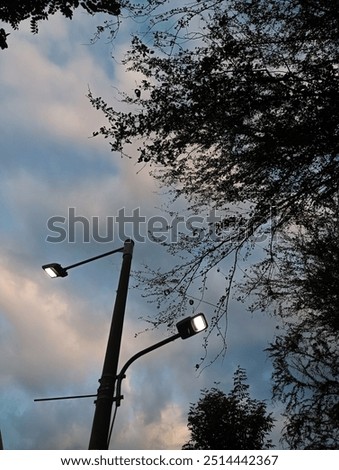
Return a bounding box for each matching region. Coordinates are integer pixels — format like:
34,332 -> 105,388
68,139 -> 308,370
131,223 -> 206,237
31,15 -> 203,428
0,26 -> 9,48
183,367 -> 274,450
244,201 -> 339,449
0,1 -> 121,31
0,1 -> 180,49
89,0 -> 339,354
0,0 -> 126,47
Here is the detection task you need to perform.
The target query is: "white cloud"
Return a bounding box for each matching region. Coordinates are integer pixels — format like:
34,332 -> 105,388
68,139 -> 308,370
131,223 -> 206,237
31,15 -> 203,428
113,403 -> 189,450
0,17 -> 113,149
0,253 -> 106,393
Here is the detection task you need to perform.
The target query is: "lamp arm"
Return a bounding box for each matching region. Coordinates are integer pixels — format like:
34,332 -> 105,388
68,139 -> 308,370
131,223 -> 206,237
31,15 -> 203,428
115,333 -> 181,406
64,246 -> 124,271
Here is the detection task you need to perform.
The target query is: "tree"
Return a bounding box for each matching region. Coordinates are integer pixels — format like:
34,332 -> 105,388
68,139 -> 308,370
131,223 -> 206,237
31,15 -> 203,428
89,0 -> 339,352
0,1 -> 183,49
0,1 -> 121,31
182,367 -> 274,450
0,0 -> 162,46
244,201 -> 339,449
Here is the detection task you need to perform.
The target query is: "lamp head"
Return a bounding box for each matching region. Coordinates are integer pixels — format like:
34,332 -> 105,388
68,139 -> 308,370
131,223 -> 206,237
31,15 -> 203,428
42,263 -> 68,278
176,313 -> 208,339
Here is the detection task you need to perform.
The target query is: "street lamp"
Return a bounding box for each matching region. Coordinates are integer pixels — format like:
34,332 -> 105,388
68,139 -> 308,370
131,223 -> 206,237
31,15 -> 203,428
42,239 -> 134,450
42,241 -> 208,450
34,312 -> 208,448
116,313 -> 208,400
176,313 -> 208,339
106,313 -> 208,444
42,245 -> 125,278
42,263 -> 68,278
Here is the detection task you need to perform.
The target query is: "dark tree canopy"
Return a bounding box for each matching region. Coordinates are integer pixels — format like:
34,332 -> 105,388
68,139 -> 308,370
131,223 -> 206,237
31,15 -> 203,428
249,203 -> 339,449
183,367 -> 274,450
0,1 -> 121,34
91,0 -> 339,215
89,0 -> 339,345
0,0 -> 121,27
0,1 -> 180,48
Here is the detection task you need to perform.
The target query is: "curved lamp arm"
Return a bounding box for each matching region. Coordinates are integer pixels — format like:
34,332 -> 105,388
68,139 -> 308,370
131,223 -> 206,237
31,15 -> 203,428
115,333 -> 180,406
115,312 -> 208,406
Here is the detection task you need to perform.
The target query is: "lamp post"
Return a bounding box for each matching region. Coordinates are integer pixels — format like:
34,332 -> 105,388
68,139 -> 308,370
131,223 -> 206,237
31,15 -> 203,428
88,239 -> 133,450
42,239 -> 134,450
42,242 -> 208,450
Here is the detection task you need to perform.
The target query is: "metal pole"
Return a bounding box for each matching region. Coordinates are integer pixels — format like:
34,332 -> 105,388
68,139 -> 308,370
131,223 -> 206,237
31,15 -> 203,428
88,239 -> 134,450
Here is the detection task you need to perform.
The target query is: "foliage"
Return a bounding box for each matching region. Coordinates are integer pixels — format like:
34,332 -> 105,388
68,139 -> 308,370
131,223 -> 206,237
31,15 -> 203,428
182,366 -> 274,450
242,200 -> 339,448
0,1 -> 121,32
268,211 -> 339,449
0,1 -> 178,48
89,0 -> 339,352
0,26 -> 9,48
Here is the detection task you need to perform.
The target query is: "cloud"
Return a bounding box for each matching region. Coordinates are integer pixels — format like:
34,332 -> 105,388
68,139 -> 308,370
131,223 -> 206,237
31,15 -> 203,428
0,252 -> 106,393
113,403 -> 189,450
0,16 -> 113,150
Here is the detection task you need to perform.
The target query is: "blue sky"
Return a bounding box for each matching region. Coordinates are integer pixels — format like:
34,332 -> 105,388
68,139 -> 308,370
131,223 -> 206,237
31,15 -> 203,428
0,10 -> 283,450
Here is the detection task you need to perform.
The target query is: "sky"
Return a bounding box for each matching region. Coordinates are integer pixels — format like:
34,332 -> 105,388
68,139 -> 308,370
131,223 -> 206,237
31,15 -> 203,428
0,8 -> 283,450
